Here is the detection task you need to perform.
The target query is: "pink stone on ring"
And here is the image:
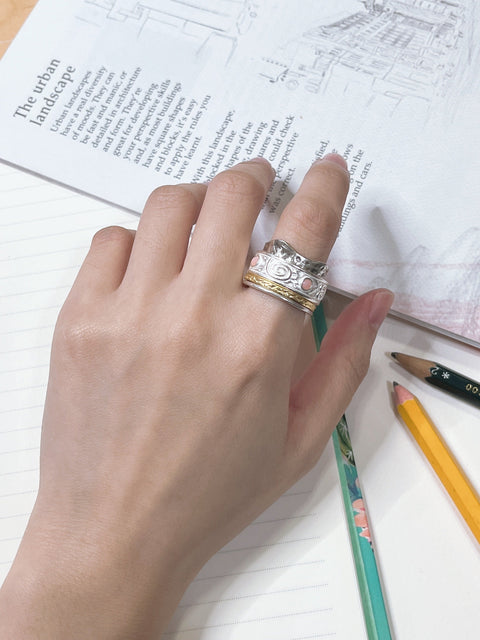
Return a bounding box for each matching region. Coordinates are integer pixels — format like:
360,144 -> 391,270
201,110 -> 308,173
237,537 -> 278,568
301,278 -> 313,291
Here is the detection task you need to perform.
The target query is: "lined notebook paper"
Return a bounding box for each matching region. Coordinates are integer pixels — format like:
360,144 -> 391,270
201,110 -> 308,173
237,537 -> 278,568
0,163 -> 367,638
0,163 -> 137,582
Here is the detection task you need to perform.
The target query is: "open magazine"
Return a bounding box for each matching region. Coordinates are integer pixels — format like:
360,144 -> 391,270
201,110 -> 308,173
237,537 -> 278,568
0,0 -> 479,347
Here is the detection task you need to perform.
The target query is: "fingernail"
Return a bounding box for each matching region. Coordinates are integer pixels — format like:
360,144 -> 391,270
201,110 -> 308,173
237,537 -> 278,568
368,289 -> 394,330
249,156 -> 272,167
249,156 -> 276,175
315,153 -> 348,171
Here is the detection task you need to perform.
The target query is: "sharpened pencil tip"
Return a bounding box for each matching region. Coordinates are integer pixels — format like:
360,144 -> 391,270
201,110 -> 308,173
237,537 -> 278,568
392,381 -> 399,387
390,352 -> 398,360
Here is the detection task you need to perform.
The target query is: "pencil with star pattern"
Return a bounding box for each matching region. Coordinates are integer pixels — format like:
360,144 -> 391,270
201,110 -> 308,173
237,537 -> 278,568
391,353 -> 480,407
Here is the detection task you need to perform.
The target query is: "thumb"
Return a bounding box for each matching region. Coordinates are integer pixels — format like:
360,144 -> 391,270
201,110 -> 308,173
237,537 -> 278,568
286,289 -> 394,469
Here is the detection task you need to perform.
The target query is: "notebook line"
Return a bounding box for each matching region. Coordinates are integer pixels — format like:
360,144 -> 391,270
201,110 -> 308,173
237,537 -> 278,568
251,513 -> 317,526
0,466 -> 39,476
0,324 -> 54,336
291,634 -> 337,639
0,446 -> 39,457
0,305 -> 61,318
0,511 -> 31,521
217,535 -> 323,554
193,559 -> 326,582
0,535 -> 23,545
178,582 -> 329,608
1,223 -> 111,245
0,364 -> 48,375
0,183 -> 48,194
0,489 -> 37,499
281,489 -> 313,498
0,204 -> 124,226
1,285 -> 71,299
0,266 -> 79,281
1,343 -> 53,354
0,245 -> 89,264
0,384 -> 46,395
0,404 -> 43,415
164,607 -> 334,635
0,194 -> 79,211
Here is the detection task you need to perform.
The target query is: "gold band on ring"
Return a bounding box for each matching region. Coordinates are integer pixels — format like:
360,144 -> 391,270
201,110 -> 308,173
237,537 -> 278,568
243,271 -> 317,314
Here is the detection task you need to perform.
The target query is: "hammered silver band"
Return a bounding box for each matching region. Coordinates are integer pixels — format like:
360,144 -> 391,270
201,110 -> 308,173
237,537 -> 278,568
262,239 -> 328,277
243,239 -> 328,315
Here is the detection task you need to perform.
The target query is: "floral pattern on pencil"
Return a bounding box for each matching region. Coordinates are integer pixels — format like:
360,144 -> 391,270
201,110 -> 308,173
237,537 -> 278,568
337,416 -> 373,547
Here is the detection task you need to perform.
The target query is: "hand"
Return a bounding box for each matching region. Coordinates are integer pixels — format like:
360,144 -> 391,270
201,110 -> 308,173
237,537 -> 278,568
0,156 -> 393,639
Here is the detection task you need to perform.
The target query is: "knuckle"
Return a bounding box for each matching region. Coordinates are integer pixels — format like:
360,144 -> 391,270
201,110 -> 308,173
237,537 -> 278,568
209,169 -> 266,203
234,341 -> 267,371
54,313 -> 102,358
91,225 -> 133,246
54,299 -> 132,361
165,314 -> 198,351
164,298 -> 213,359
290,196 -> 340,239
292,195 -> 320,227
343,349 -> 371,393
312,162 -> 350,209
317,160 -> 351,189
227,332 -> 277,390
149,184 -> 199,212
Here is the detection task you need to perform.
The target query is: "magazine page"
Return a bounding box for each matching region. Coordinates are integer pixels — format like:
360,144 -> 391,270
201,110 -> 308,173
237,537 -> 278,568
0,0 -> 479,344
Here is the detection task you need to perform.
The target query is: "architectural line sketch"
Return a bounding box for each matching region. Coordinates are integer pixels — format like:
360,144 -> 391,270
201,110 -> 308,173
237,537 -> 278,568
259,0 -> 474,117
78,0 -> 258,64
332,225 -> 480,339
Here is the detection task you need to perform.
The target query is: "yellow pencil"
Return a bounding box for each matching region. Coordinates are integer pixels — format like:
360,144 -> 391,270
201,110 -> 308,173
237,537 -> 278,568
393,382 -> 480,544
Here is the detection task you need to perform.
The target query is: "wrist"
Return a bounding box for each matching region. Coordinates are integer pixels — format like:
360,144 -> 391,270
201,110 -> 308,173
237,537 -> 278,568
0,508 -> 190,639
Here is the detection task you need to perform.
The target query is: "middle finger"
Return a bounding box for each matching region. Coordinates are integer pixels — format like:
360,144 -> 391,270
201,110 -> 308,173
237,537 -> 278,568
184,158 -> 275,288
244,154 -> 350,327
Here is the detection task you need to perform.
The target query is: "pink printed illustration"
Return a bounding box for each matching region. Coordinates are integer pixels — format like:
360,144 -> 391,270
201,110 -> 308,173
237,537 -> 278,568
352,498 -> 372,545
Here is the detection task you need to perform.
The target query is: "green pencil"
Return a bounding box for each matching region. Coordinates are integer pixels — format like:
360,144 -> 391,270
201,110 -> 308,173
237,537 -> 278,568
312,305 -> 392,640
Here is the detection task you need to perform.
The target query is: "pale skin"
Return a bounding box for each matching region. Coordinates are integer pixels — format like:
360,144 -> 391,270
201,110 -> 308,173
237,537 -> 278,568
0,155 -> 393,638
